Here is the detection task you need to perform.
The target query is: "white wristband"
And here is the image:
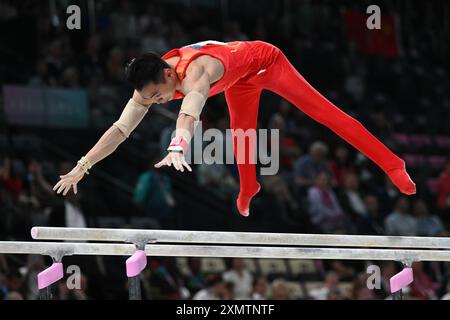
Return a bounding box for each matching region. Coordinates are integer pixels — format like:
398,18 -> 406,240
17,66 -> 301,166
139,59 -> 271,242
77,156 -> 92,175
167,136 -> 189,154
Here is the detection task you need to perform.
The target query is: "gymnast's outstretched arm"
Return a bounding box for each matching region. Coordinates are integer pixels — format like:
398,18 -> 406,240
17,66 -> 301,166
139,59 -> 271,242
52,90 -> 153,196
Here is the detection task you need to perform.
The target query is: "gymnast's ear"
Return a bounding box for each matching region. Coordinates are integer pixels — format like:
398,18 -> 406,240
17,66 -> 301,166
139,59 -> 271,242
165,68 -> 176,78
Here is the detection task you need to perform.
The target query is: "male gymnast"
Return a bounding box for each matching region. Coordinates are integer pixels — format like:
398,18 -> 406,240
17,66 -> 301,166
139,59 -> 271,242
53,40 -> 416,216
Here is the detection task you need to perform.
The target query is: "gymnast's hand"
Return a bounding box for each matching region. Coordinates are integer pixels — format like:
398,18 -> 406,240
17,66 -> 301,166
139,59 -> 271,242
52,165 -> 85,196
154,151 -> 192,173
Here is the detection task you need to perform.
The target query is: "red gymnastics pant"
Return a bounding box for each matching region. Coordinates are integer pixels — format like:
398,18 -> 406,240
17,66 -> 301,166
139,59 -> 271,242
224,45 -> 416,216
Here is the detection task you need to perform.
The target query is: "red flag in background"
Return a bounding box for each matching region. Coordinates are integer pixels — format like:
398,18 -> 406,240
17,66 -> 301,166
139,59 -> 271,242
343,10 -> 400,57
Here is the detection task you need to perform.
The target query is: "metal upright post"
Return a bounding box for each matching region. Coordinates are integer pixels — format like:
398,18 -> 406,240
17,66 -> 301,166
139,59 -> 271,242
126,241 -> 150,300
390,261 -> 414,300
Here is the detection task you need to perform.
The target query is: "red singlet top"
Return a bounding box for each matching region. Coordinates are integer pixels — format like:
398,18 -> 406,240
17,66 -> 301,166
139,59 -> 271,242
161,40 -> 257,100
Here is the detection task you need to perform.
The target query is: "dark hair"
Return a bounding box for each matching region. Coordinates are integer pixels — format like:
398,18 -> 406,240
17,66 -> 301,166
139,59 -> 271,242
205,273 -> 224,287
252,274 -> 266,288
125,52 -> 170,90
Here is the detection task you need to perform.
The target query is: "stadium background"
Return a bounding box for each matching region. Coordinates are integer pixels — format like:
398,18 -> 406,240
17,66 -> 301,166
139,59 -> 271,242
0,0 -> 450,300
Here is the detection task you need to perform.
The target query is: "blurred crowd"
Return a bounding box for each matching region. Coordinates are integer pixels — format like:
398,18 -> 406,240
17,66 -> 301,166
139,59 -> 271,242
1,0 -> 450,299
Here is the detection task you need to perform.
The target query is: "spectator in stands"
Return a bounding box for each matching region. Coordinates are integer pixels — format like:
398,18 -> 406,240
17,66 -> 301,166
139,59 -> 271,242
437,159 -> 450,214
360,194 -> 384,234
140,20 -> 170,54
193,273 -> 231,300
441,279 -> 450,300
0,273 -> 7,299
1,0 -> 450,301
369,111 -> 394,142
22,158 -> 57,227
354,153 -> 376,188
5,270 -> 25,299
57,273 -> 89,300
294,141 -> 335,195
0,255 -> 8,274
48,190 -> 87,229
29,60 -> 51,86
184,257 -> 206,296
351,273 -> 376,300
26,158 -> 55,199
268,113 -> 301,171
377,176 -> 401,218
110,1 -> 138,43
330,145 -> 356,187
24,255 -> 46,300
344,66 -> 366,102
150,257 -> 189,300
378,261 -> 397,299
167,22 -> 190,49
272,100 -> 303,140
61,66 -> 80,88
1,156 -> 33,238
195,116 -> 238,200
326,260 -> 357,282
0,156 -> 23,202
251,275 -> 269,300
409,261 -> 438,300
48,160 -> 88,229
384,197 -> 418,236
44,39 -> 66,86
261,102 -> 301,224
308,271 -> 341,300
225,281 -> 235,300
0,164 -> 9,238
133,156 -> 176,228
339,173 -> 369,223
327,288 -> 346,300
413,199 -> 446,237
105,47 -> 125,84
196,154 -> 238,200
270,278 -> 291,300
78,34 -> 103,86
223,258 -> 253,300
307,171 -> 351,233
3,291 -> 24,300
260,174 -> 300,227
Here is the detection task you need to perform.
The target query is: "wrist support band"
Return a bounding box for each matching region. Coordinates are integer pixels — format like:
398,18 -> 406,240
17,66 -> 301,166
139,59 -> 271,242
77,156 -> 92,175
167,136 -> 189,154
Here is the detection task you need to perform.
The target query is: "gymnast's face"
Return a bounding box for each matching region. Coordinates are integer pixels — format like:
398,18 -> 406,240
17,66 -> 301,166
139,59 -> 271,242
139,68 -> 178,104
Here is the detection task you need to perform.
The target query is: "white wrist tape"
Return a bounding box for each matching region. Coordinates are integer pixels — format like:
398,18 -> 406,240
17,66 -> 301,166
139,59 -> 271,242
167,136 -> 189,154
179,91 -> 206,121
77,156 -> 92,175
113,98 -> 149,138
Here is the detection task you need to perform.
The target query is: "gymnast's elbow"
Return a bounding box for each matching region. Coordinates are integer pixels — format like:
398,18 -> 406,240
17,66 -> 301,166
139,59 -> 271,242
178,112 -> 198,122
112,123 -> 129,142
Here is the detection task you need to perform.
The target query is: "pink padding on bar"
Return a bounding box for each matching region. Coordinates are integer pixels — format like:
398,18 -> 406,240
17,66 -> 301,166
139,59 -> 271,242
30,227 -> 38,239
126,250 -> 147,277
390,267 -> 413,293
38,262 -> 64,289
